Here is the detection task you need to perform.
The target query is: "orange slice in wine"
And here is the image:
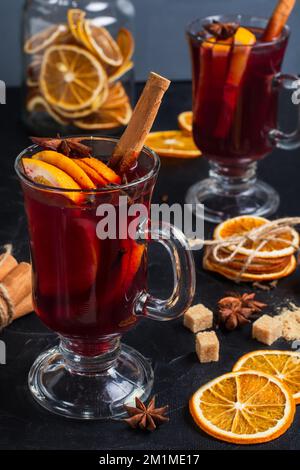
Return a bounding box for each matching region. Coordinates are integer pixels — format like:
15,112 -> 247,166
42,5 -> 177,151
32,150 -> 96,189
79,157 -> 121,185
22,158 -> 82,203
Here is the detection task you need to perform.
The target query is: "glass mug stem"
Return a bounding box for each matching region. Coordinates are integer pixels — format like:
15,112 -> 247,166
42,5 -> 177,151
209,161 -> 257,195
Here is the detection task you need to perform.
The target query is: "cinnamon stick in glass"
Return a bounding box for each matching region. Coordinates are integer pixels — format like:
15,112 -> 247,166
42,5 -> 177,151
263,0 -> 296,42
110,72 -> 171,174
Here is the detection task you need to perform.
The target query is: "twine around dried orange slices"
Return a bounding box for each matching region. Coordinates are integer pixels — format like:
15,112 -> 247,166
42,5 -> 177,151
200,216 -> 300,283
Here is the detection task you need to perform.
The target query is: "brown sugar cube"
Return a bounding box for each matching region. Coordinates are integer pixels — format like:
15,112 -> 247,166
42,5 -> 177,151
195,331 -> 219,363
183,304 -> 213,333
252,315 -> 282,346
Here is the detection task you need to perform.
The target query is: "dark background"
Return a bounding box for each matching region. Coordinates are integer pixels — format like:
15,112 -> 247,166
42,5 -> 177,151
1,0 -> 300,85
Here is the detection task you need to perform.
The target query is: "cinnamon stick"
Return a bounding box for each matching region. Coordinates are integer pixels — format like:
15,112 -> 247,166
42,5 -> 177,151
15,293 -> 34,319
0,253 -> 18,281
0,262 -> 32,328
263,0 -> 296,42
109,72 -> 171,174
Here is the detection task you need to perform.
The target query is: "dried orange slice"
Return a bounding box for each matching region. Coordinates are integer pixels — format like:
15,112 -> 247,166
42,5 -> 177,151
117,27 -> 134,64
24,24 -> 68,54
108,61 -> 134,84
178,111 -> 193,134
53,83 -> 109,119
233,351 -> 300,404
203,252 -> 297,282
26,58 -> 42,87
26,93 -> 69,125
40,44 -> 106,111
101,82 -> 129,109
189,371 -> 295,444
107,28 -> 134,83
74,110 -> 120,130
102,101 -> 132,126
214,216 -> 299,259
22,158 -> 81,203
67,9 -> 86,43
84,21 -> 123,66
145,131 -> 201,158
33,150 -> 95,189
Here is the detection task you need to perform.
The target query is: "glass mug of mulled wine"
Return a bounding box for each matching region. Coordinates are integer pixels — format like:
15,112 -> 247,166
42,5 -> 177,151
186,14 -> 300,223
15,137 -> 195,420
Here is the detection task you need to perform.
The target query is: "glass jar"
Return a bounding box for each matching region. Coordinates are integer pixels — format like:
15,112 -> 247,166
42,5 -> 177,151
22,0 -> 135,136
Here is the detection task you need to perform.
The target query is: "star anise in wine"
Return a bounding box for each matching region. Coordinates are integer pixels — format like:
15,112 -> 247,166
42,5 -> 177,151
30,136 -> 92,158
218,292 -> 267,330
123,396 -> 169,431
204,20 -> 239,40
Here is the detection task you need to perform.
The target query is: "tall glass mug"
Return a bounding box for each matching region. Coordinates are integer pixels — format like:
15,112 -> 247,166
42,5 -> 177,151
15,137 -> 195,419
186,15 -> 300,223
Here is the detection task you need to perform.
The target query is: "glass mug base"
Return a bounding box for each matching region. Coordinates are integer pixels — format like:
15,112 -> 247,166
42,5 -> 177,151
28,340 -> 154,420
186,178 -> 280,224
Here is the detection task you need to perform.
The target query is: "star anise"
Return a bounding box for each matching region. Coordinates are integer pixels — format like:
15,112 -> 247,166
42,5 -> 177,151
30,136 -> 92,158
218,292 -> 267,330
123,396 -> 169,431
204,20 -> 239,40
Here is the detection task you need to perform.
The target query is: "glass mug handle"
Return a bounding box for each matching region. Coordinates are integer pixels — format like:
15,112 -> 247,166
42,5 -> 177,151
269,73 -> 300,150
135,222 -> 196,321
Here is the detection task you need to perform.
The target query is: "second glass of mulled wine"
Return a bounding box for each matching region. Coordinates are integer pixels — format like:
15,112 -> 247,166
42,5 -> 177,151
186,15 -> 300,223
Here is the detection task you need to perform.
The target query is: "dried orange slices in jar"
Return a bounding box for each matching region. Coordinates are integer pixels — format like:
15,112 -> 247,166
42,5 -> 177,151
24,8 -> 134,131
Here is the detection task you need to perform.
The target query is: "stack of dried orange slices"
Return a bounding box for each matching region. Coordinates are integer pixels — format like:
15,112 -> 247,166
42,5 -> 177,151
203,215 -> 299,282
190,349 -> 300,444
24,8 -> 134,130
145,110 -> 201,158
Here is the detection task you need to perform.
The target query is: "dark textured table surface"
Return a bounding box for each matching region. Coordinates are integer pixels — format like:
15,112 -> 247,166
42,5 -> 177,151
1,83 -> 300,451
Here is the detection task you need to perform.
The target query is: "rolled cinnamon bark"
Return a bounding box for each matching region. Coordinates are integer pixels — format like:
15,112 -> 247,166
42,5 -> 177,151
263,0 -> 296,42
15,293 -> 34,319
0,253 -> 18,282
110,72 -> 171,174
0,262 -> 32,328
